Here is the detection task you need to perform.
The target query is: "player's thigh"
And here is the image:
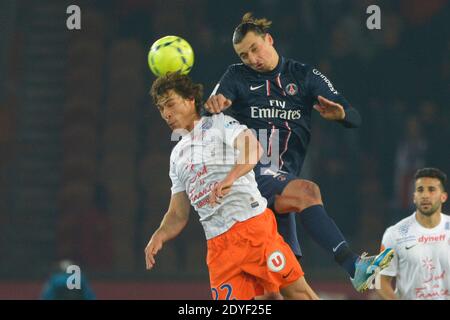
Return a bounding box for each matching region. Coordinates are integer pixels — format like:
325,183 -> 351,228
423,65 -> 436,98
207,228 -> 262,300
276,179 -> 323,212
240,210 -> 303,293
255,169 -> 302,256
255,167 -> 297,210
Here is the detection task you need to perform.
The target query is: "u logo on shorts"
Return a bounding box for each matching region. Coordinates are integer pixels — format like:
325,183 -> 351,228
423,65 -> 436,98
267,251 -> 286,272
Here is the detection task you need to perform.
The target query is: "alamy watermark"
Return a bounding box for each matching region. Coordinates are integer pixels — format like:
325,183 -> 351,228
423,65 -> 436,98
171,124 -> 281,175
66,264 -> 81,290
65,4 -> 380,31
366,5 -> 381,30
66,5 -> 81,30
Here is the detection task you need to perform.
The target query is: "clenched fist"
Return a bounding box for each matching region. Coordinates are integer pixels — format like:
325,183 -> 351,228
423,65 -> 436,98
204,94 -> 232,114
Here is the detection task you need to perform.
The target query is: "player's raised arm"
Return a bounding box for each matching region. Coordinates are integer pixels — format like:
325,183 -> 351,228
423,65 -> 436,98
204,93 -> 232,114
145,192 -> 190,270
230,128 -> 263,180
313,95 -> 345,121
205,66 -> 238,114
307,68 -> 361,128
210,129 -> 263,205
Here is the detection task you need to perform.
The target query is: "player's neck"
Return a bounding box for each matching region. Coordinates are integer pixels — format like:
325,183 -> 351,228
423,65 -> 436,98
415,210 -> 441,229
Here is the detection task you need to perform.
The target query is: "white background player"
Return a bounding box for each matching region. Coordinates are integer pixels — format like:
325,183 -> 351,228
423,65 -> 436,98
377,168 -> 449,300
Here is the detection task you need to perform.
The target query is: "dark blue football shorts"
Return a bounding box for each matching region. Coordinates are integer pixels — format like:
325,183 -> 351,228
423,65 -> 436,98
254,165 -> 302,257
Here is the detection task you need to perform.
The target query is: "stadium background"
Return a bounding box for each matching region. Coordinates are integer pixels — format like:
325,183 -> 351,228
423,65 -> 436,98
0,0 -> 448,299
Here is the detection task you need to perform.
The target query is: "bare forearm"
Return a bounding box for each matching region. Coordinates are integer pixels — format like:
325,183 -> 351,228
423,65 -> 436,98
155,211 -> 188,243
229,133 -> 262,181
225,163 -> 256,183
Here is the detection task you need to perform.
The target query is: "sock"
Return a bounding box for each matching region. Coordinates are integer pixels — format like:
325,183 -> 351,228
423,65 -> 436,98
335,247 -> 359,278
299,205 -> 359,277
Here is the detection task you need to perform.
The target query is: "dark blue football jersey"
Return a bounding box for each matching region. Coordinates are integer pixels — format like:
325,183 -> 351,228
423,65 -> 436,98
211,56 -> 361,176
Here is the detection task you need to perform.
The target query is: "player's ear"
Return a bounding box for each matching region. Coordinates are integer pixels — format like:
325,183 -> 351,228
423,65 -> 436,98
441,191 -> 448,203
265,33 -> 273,45
187,97 -> 196,109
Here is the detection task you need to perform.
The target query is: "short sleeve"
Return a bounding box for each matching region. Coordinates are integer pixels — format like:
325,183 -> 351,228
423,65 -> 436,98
169,157 -> 185,194
212,114 -> 248,148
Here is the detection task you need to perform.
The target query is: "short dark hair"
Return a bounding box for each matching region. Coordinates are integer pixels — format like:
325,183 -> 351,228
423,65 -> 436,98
150,72 -> 203,114
232,12 -> 272,44
414,167 -> 447,191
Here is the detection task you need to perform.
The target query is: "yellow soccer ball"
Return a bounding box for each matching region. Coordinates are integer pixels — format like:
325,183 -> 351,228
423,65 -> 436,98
148,35 -> 194,77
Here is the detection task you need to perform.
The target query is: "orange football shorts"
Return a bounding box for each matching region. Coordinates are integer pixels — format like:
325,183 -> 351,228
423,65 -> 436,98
206,208 -> 304,300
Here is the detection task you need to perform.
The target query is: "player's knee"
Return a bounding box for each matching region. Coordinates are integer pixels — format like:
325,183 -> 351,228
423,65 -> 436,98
291,180 -> 322,210
299,180 -> 321,201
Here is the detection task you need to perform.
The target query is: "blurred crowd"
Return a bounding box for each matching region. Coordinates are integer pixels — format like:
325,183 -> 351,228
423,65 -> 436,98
0,0 -> 448,280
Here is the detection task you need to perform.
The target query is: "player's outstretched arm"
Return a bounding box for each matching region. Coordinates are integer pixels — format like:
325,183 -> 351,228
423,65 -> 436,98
313,95 -> 361,127
145,192 -> 190,270
313,95 -> 345,121
204,94 -> 232,114
209,129 -> 263,206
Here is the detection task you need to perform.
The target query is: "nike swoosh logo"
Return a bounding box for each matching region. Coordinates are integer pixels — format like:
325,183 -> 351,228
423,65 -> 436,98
405,244 -> 417,250
282,269 -> 293,279
250,84 -> 264,91
332,241 -> 346,253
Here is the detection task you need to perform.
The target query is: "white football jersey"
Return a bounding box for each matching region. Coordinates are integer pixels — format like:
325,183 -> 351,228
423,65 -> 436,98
381,212 -> 450,300
169,113 -> 267,240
